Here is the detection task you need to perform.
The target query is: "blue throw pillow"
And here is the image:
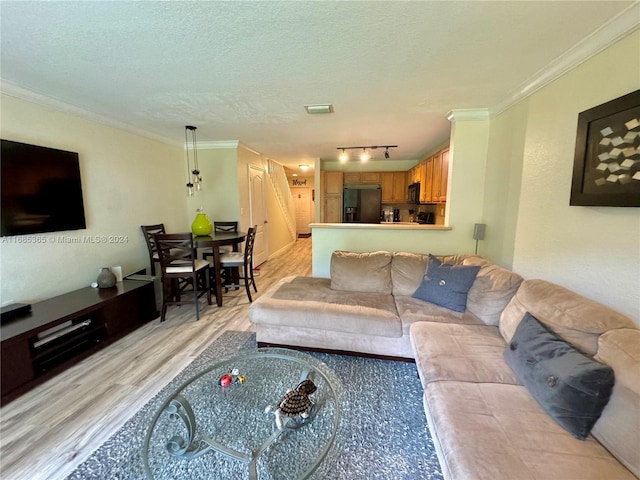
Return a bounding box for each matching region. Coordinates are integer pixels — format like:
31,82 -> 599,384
411,255 -> 480,312
504,313 -> 615,440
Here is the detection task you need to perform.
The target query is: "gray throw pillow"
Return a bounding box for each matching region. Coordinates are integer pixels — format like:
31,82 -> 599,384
411,255 -> 480,312
503,312 -> 614,440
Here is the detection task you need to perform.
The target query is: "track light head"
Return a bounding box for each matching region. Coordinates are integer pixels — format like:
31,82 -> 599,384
384,147 -> 390,159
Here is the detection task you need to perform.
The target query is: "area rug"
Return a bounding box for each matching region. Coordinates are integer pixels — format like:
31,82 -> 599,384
67,331 -> 443,479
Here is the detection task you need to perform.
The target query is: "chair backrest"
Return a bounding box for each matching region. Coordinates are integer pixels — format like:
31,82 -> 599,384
214,221 -> 239,233
141,224 -> 166,258
154,233 -> 196,276
243,226 -> 257,268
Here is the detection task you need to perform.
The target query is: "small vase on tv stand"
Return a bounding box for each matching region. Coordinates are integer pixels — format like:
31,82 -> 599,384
96,267 -> 117,289
191,208 -> 213,236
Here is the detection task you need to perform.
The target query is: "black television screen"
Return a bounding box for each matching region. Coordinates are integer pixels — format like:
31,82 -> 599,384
1,139 -> 87,237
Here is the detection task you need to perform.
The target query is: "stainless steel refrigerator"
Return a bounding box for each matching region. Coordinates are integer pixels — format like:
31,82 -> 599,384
343,186 -> 382,223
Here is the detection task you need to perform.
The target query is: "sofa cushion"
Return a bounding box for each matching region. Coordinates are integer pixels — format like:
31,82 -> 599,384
500,279 -> 635,356
423,381 -> 637,480
504,313 -> 614,440
330,250 -> 392,294
592,328 -> 640,477
463,256 -> 523,326
396,295 -> 485,335
250,276 -> 402,337
409,321 -> 520,388
391,252 -> 479,296
390,251 -> 429,296
412,255 -> 480,312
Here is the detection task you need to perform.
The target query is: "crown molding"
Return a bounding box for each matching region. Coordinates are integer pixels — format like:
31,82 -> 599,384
0,79 -> 180,147
447,109 -> 490,122
238,142 -> 261,156
490,2 -> 640,116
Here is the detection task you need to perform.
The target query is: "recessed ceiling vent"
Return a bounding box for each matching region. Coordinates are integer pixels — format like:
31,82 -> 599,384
304,104 -> 334,114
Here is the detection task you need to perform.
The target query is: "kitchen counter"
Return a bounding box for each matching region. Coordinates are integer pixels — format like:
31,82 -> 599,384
311,222 -> 450,230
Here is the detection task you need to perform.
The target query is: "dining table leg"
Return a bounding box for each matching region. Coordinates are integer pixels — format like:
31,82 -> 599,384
212,246 -> 224,307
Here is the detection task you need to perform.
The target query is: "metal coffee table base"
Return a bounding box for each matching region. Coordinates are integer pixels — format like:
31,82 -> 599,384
162,371 -> 318,480
142,349 -> 342,480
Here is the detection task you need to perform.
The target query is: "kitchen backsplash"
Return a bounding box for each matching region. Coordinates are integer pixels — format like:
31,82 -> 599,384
380,203 -> 438,222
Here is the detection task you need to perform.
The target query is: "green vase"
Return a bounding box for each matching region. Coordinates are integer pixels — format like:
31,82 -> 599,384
191,212 -> 212,236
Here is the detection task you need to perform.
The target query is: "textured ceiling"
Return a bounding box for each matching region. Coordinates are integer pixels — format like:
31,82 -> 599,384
0,1 -> 637,172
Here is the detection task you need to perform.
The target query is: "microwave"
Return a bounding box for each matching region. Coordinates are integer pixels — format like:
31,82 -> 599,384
408,182 -> 420,204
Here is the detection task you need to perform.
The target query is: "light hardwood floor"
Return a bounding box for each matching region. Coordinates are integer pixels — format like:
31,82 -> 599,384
0,237 -> 312,480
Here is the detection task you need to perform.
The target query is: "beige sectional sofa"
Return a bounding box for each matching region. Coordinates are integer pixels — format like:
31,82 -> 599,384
249,251 -> 522,359
248,250 -> 639,479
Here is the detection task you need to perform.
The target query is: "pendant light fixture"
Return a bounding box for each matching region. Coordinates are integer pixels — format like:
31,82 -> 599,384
184,125 -> 202,196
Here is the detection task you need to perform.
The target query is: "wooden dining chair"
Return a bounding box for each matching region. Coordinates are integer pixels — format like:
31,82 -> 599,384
154,233 -> 212,321
141,224 -> 165,275
201,221 -> 240,262
219,226 -> 258,302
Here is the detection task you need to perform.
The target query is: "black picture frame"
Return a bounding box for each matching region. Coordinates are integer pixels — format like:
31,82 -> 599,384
570,89 -> 640,207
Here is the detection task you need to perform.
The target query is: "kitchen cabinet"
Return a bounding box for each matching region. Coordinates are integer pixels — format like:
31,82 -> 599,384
324,171 -> 343,195
418,146 -> 449,203
437,148 -> 449,202
321,171 -> 343,222
343,172 -> 361,185
381,171 -> 407,203
324,194 -> 343,223
420,156 -> 433,203
343,172 -> 381,184
361,172 -> 381,184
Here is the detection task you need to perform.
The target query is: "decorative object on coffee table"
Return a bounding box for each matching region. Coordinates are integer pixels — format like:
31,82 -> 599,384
96,267 -> 117,288
266,378 -> 317,431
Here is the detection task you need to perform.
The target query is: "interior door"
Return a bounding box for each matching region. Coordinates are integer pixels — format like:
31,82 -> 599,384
249,165 -> 268,266
292,187 -> 311,235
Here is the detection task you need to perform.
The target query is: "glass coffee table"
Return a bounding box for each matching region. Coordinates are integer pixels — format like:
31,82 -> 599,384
142,348 -> 342,480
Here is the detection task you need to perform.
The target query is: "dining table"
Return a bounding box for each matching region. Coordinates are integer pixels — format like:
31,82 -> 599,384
194,231 -> 247,306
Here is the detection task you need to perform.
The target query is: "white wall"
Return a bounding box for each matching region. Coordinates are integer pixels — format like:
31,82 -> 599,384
185,146 -> 240,226
506,31 -> 640,322
0,95 -> 186,305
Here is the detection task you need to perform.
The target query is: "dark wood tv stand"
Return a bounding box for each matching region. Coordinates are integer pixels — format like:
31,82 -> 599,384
0,279 -> 157,406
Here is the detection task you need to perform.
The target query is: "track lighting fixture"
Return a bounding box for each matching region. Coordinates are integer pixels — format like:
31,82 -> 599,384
336,145 -> 398,162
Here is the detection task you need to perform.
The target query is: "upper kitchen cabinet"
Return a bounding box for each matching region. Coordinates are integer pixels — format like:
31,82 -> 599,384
419,146 -> 449,203
343,172 -> 361,185
343,172 -> 382,184
324,171 -> 343,195
381,171 -> 407,203
361,172 -> 381,184
321,171 -> 343,222
437,148 -> 449,202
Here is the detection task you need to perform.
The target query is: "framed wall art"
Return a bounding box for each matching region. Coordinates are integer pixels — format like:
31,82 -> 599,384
570,89 -> 640,207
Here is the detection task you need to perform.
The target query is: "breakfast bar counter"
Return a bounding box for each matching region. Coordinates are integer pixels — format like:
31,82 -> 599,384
311,222 -> 451,230
309,223 -> 458,278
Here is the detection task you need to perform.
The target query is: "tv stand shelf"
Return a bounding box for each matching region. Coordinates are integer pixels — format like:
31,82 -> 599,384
1,279 -> 157,406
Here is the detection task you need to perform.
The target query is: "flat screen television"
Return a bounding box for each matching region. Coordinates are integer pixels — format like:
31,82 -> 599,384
1,139 -> 87,237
